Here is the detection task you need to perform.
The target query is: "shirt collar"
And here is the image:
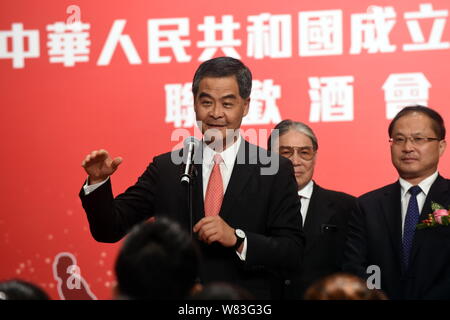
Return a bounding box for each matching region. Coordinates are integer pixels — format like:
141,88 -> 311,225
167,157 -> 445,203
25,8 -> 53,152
399,171 -> 438,198
298,180 -> 314,199
203,135 -> 242,169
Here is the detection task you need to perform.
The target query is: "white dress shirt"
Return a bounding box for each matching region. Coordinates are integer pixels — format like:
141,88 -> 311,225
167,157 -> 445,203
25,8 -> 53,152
399,171 -> 438,237
202,136 -> 241,199
297,180 -> 314,227
83,176 -> 109,195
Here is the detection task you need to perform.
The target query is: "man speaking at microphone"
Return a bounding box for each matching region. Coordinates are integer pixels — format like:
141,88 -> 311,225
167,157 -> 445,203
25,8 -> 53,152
79,57 -> 303,299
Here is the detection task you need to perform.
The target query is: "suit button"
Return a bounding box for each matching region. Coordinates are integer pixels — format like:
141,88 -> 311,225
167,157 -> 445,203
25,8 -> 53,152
284,280 -> 291,286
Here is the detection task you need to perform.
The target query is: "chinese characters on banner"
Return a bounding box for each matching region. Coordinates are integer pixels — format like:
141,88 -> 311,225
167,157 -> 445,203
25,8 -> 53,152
0,3 -> 446,123
1,0 -> 449,301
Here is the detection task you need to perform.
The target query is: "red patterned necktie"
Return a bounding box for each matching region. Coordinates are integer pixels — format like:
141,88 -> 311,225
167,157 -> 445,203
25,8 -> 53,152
204,154 -> 224,216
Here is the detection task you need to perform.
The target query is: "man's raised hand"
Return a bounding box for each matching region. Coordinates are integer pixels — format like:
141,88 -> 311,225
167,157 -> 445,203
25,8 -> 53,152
81,149 -> 122,185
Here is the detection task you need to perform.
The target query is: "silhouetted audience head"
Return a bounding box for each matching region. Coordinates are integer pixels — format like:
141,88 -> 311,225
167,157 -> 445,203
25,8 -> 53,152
189,282 -> 254,300
304,273 -> 388,300
0,279 -> 50,300
115,217 -> 201,300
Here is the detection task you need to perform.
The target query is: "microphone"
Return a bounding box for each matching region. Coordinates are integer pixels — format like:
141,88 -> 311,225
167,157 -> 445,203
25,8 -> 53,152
180,136 -> 200,185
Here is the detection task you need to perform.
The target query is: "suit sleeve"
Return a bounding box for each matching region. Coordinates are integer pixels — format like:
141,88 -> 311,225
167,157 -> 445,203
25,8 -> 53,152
342,199 -> 369,279
79,159 -> 160,243
245,158 -> 304,270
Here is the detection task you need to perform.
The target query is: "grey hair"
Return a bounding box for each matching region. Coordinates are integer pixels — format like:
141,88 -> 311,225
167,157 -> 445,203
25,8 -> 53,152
268,120 -> 318,151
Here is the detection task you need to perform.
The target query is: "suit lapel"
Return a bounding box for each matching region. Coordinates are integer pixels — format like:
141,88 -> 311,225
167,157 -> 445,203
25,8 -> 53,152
190,142 -> 205,225
191,163 -> 204,224
303,184 -> 334,235
410,175 -> 450,267
302,193 -> 316,234
303,185 -> 336,254
419,175 -> 448,222
381,182 -> 403,268
219,140 -> 254,222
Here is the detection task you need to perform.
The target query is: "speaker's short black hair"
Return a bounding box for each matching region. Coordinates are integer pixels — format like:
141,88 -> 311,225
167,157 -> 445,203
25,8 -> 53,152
192,57 -> 252,99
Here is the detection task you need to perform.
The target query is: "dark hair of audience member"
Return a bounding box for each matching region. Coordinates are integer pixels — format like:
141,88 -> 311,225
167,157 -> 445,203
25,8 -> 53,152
304,273 -> 388,300
115,217 -> 201,300
0,279 -> 50,300
189,282 -> 254,300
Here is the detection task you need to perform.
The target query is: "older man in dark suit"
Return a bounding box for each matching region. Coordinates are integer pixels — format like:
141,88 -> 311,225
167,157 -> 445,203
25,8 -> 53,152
268,120 -> 356,299
79,57 -> 303,299
343,105 -> 450,299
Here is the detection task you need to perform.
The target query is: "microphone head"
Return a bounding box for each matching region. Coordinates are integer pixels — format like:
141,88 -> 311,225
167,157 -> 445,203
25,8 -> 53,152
184,136 -> 200,149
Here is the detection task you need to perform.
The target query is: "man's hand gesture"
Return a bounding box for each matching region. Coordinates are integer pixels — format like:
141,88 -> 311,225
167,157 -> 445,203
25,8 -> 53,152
81,149 -> 122,185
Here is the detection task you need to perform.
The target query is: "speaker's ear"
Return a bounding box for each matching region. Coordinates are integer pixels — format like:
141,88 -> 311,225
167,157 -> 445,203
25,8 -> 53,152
439,139 -> 447,157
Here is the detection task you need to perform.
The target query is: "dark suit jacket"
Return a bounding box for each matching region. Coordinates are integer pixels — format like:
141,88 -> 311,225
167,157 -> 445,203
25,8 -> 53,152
79,140 -> 304,299
343,175 -> 450,299
281,183 -> 356,299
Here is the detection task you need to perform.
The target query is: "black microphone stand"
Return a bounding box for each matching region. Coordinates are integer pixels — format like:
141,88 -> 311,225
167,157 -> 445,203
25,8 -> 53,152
182,175 -> 196,238
180,153 -> 197,239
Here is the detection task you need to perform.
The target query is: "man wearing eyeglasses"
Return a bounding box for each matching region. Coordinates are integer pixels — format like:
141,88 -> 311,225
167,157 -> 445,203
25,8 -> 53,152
343,105 -> 450,299
268,120 -> 356,299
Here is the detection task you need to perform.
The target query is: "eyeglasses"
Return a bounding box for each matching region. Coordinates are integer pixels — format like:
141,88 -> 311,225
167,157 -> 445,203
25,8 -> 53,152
279,146 -> 316,160
389,136 -> 441,146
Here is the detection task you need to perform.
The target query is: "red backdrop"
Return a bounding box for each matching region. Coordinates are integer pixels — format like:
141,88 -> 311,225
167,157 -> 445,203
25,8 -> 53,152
1,0 -> 449,299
